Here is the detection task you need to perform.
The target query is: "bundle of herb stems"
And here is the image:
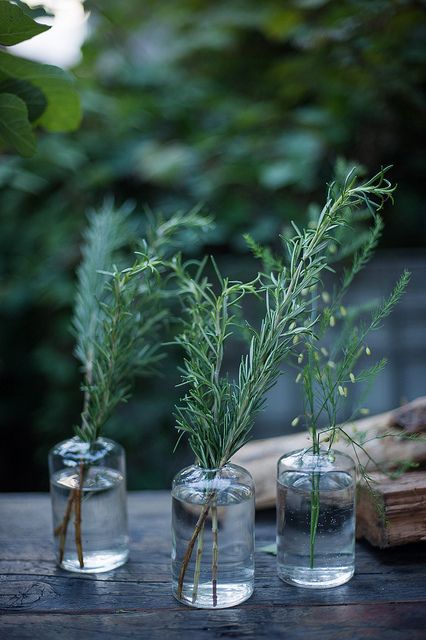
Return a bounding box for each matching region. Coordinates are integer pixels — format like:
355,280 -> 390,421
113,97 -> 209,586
172,167 -> 396,602
55,204 -> 211,567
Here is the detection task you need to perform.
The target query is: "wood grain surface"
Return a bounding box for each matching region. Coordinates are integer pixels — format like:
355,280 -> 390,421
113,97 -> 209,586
1,492 -> 425,639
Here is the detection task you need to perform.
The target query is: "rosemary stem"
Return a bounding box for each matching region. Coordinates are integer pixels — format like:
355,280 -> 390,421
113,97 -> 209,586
191,520 -> 205,603
55,489 -> 76,564
177,492 -> 215,599
74,460 -> 85,569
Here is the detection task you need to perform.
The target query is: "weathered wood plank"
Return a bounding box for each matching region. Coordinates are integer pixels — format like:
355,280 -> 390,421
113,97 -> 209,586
1,492 -> 426,640
0,603 -> 425,640
357,472 -> 426,547
1,561 -> 425,613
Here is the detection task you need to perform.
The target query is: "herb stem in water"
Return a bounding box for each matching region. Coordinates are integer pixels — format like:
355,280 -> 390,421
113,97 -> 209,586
211,501 -> 219,607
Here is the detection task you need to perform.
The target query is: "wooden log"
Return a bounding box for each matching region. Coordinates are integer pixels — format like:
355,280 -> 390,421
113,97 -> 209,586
357,471 -> 426,547
232,397 -> 426,509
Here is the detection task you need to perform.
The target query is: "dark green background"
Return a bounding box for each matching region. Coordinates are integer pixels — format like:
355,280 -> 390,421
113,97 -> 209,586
1,0 -> 425,491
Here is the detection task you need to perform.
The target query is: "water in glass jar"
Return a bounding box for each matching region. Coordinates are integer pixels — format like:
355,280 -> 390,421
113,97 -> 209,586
277,470 -> 355,588
172,483 -> 255,608
50,465 -> 129,573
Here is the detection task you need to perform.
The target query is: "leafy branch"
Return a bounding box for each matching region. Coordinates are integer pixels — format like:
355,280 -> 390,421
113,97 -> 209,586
174,167 -> 396,469
73,204 -> 212,442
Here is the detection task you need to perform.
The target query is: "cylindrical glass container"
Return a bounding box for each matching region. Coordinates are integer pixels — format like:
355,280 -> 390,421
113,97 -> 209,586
171,463 -> 255,609
277,448 -> 356,588
49,436 -> 129,573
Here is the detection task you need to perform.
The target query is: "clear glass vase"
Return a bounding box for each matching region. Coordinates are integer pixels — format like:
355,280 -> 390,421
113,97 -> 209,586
171,463 -> 255,609
277,447 -> 356,588
48,436 -> 129,573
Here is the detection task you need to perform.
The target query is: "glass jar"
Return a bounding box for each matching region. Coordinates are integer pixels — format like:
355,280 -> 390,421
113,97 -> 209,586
48,436 -> 129,573
171,463 -> 255,609
277,448 -> 356,588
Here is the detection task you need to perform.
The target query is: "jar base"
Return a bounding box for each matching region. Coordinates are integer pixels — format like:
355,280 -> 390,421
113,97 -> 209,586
59,548 -> 129,574
172,580 -> 254,609
277,565 -> 354,589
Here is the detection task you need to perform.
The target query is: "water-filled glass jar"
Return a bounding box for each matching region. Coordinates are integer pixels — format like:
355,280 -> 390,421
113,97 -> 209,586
49,436 -> 128,573
277,448 -> 356,588
172,463 -> 255,608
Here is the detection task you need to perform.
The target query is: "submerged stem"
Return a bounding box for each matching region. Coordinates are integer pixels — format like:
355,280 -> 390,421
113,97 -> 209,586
211,501 -> 219,607
74,460 -> 85,568
191,521 -> 205,603
177,492 -> 215,599
55,489 -> 76,564
309,471 -> 320,569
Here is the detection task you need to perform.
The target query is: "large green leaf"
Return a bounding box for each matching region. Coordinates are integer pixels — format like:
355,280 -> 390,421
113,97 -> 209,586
0,92 -> 35,156
0,77 -> 46,121
0,51 -> 81,131
0,1 -> 50,45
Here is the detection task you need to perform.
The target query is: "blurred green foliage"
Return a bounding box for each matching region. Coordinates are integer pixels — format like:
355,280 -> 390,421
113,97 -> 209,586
1,0 -> 425,490
0,1 -> 80,156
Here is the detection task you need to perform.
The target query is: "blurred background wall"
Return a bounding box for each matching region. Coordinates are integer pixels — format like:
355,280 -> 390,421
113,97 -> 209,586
1,0 -> 425,491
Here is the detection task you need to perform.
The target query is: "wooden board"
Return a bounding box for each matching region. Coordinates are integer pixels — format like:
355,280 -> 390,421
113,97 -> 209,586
357,471 -> 426,547
1,492 -> 426,639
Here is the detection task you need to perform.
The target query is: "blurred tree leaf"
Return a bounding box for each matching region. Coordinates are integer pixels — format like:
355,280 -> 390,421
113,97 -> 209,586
0,0 -> 50,45
0,77 -> 46,121
0,52 -> 81,132
0,92 -> 35,156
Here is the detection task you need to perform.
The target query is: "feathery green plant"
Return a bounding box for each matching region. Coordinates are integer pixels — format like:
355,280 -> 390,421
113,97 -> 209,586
56,202 -> 211,568
290,264 -> 410,569
174,167 -> 396,469
73,204 -> 212,442
172,166 -> 396,601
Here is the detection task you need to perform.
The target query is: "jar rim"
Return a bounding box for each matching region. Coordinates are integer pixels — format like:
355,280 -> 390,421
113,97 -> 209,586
277,446 -> 356,469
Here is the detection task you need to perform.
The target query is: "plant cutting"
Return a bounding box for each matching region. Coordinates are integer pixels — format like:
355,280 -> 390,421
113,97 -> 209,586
275,176 -> 410,588
170,167 -> 396,607
49,203 -> 210,573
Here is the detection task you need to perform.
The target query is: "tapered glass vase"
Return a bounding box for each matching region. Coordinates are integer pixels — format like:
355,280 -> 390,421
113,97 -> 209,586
49,436 -> 129,573
172,463 -> 255,609
277,448 -> 356,588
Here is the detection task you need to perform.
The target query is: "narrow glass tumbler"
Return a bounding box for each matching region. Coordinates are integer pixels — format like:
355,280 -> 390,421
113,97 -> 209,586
277,448 -> 356,588
49,436 -> 129,573
172,463 -> 255,608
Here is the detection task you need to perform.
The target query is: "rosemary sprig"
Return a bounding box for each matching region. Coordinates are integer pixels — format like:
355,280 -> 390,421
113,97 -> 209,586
73,205 -> 212,442
56,203 -> 211,566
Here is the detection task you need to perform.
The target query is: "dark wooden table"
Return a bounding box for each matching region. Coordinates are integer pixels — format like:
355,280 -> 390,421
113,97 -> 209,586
1,492 -> 425,639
